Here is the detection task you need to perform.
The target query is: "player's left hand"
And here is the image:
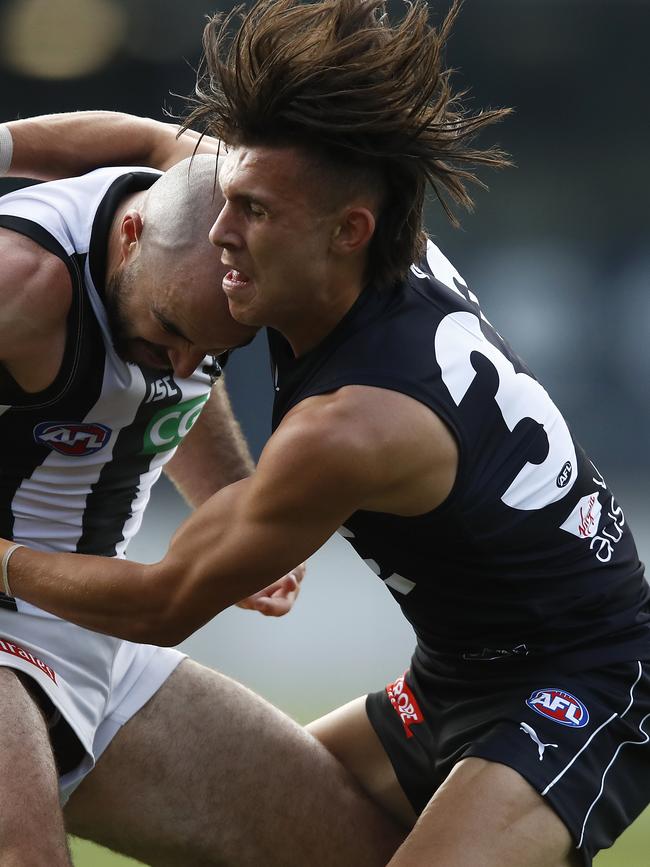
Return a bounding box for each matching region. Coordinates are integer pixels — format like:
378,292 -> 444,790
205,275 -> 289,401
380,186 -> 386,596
236,564 -> 306,617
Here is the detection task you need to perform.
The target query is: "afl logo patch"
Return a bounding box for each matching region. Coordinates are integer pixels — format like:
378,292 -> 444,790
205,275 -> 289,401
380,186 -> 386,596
33,422 -> 111,456
556,461 -> 573,488
526,688 -> 589,728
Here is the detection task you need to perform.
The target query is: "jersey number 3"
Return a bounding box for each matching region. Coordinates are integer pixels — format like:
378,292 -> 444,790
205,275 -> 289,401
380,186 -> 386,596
434,311 -> 577,511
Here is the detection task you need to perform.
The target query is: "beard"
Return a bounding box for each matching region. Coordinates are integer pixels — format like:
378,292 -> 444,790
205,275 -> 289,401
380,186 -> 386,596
104,270 -> 171,371
104,270 -> 133,361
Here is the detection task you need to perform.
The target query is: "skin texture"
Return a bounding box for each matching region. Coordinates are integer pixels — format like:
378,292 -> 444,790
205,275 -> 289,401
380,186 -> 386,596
0,669 -> 73,866
2,119 -> 582,865
215,145 -> 376,353
0,135 -> 333,863
64,660 -> 403,866
104,154 -> 258,378
308,699 -> 582,867
6,111 -> 210,180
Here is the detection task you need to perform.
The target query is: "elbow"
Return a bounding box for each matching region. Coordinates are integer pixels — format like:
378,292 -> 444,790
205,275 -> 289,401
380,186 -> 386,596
126,561 -> 206,647
129,617 -> 187,648
127,605 -> 194,647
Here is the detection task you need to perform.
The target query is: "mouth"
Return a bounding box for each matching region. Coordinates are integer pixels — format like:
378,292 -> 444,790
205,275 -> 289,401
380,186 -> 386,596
223,268 -> 252,294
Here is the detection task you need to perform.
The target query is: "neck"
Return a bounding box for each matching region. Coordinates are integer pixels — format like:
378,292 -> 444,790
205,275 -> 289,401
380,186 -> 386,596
285,277 -> 364,357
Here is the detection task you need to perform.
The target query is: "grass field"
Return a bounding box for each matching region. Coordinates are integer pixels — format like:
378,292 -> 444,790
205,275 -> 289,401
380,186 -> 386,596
70,806 -> 650,865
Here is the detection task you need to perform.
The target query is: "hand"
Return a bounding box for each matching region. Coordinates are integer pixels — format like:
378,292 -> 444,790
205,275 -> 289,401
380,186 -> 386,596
236,563 -> 306,617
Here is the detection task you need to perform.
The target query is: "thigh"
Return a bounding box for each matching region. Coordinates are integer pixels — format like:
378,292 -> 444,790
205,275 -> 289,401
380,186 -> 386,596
65,659 -> 403,866
308,695 -> 418,829
364,660 -> 650,866
387,757 -> 580,867
0,667 -> 72,866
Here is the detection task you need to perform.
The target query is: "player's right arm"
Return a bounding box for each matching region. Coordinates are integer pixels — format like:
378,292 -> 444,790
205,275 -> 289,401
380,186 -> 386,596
0,230 -> 72,385
4,111 -> 219,180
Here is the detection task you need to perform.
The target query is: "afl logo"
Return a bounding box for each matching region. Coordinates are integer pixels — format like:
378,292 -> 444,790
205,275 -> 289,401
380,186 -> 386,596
556,461 -> 573,488
526,688 -> 589,728
33,422 -> 111,456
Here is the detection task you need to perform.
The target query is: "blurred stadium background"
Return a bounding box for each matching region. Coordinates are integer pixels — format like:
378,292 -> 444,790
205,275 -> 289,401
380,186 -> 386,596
1,0 -> 648,863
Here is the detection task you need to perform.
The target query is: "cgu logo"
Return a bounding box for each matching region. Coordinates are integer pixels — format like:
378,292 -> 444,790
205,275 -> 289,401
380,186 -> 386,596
33,422 -> 111,456
526,688 -> 589,728
141,394 -> 209,454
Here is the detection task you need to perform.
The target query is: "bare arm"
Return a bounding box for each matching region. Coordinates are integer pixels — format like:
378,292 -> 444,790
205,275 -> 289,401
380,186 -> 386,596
163,378 -> 304,617
3,387 -> 458,644
164,378 -> 254,508
0,232 -> 72,385
164,376 -> 304,615
5,111 -> 219,180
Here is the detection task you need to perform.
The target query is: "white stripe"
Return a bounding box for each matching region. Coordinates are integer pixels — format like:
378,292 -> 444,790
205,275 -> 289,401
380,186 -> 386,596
542,661 -> 644,797
541,714 -> 617,796
619,661 -> 643,719
577,710 -> 650,848
0,124 -> 13,176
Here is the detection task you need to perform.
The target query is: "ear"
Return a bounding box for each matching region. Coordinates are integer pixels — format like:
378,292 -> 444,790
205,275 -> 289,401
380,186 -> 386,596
118,209 -> 144,264
330,206 -> 376,256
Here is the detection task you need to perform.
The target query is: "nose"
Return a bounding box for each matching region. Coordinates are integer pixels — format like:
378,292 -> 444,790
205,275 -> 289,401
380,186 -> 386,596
209,201 -> 239,251
167,345 -> 207,380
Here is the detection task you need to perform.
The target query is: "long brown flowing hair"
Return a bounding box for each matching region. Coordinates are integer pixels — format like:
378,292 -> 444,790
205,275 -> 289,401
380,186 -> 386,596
184,0 -> 512,289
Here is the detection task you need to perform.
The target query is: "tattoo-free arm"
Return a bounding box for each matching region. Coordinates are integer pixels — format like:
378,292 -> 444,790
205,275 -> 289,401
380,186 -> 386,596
164,378 -> 305,618
3,387 -> 457,644
6,111 -> 219,180
164,379 -> 254,508
4,401 -> 368,644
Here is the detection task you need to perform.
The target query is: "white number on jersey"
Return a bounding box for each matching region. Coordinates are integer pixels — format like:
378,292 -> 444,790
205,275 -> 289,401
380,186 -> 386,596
434,310 -> 577,510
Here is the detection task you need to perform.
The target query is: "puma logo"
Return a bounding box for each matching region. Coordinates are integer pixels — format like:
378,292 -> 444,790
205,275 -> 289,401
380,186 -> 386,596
520,722 -> 558,761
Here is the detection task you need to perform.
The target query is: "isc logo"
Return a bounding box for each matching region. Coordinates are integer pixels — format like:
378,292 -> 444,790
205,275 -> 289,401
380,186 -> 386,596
33,422 -> 111,456
526,688 -> 589,728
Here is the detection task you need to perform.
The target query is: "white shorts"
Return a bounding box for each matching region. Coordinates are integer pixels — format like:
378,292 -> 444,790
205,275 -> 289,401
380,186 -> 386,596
0,601 -> 185,803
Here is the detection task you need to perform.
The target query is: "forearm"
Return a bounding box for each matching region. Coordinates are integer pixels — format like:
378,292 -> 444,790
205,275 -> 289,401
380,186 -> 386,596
3,485 -> 285,645
5,545 -> 165,642
1,412 -> 368,645
164,379 -> 255,508
4,111 -> 217,180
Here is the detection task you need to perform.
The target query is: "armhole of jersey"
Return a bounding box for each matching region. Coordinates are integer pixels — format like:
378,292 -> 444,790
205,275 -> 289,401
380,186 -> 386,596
0,215 -> 85,409
280,373 -> 469,516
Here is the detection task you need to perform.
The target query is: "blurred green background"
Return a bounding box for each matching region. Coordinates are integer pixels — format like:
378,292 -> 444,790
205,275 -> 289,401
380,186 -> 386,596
1,0 -> 648,864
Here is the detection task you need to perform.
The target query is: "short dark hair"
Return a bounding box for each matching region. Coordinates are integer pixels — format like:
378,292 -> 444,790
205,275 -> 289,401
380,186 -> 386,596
185,0 -> 511,289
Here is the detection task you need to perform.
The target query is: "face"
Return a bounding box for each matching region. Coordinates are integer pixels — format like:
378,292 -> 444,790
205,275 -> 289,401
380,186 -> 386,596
209,145 -> 339,333
105,249 -> 258,380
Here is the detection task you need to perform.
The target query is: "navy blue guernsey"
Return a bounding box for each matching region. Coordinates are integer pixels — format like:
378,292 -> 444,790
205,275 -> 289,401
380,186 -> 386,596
269,240 -> 650,675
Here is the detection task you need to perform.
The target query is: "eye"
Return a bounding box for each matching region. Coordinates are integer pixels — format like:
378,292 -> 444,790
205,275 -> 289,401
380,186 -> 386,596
153,311 -> 192,346
247,201 -> 266,218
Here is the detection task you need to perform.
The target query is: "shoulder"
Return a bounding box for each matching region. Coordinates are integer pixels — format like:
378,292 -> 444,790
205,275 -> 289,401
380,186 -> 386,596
0,229 -> 72,355
276,385 -> 455,452
263,385 -> 458,515
262,390 -> 374,484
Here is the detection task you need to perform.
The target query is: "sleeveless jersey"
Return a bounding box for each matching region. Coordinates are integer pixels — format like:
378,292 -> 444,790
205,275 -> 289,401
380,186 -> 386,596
0,169 -> 214,574
270,240 -> 650,674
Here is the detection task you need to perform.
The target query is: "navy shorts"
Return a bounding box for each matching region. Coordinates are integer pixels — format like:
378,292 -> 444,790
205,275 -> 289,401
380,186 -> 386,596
366,658 -> 650,866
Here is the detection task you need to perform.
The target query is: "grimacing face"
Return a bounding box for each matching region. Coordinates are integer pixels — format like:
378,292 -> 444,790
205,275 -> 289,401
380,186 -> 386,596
210,145 -> 339,331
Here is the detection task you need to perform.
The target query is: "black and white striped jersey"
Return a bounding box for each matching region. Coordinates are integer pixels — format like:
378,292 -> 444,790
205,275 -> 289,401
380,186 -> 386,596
0,168 -> 213,566
269,239 -> 650,673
